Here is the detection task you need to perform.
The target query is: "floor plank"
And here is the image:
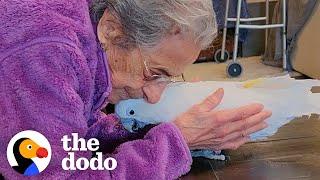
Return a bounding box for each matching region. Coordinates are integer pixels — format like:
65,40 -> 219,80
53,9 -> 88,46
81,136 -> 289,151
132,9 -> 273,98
181,158 -> 217,180
212,155 -> 320,180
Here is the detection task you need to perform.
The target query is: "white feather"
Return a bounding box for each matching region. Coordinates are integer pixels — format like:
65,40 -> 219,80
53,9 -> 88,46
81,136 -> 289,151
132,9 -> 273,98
116,75 -> 320,140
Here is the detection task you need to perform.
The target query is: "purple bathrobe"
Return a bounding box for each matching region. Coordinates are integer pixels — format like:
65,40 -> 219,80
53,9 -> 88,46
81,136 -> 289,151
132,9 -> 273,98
0,0 -> 192,179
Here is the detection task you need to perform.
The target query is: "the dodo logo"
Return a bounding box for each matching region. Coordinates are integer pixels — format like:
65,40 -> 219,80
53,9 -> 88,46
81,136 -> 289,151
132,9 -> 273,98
7,130 -> 51,176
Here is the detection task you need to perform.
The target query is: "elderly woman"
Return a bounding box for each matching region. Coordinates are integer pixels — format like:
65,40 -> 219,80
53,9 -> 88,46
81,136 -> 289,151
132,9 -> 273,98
0,0 -> 271,179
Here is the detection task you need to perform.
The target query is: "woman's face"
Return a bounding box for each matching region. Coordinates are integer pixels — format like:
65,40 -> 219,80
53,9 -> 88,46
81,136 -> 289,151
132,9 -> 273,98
98,13 -> 201,104
108,33 -> 201,104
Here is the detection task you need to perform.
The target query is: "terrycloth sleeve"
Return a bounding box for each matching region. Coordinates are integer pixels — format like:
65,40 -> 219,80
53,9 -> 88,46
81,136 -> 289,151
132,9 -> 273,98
86,112 -> 150,154
0,42 -> 192,179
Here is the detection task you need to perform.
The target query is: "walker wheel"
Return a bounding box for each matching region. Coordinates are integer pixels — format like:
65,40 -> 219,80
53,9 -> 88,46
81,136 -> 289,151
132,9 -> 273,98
214,49 -> 229,63
227,62 -> 243,78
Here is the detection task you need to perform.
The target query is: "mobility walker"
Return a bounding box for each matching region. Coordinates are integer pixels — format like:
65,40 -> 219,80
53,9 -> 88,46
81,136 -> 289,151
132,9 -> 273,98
214,0 -> 288,77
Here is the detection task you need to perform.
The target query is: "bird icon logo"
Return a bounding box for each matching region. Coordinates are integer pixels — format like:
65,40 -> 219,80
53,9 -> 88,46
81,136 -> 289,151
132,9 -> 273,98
7,130 -> 51,176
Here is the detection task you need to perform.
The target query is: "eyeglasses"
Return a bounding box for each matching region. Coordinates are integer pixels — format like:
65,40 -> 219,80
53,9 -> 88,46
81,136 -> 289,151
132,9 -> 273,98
138,46 -> 184,86
141,55 -> 184,86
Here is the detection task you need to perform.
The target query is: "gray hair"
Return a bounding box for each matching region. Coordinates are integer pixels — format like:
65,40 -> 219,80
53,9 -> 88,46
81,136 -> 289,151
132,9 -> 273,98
90,0 -> 217,50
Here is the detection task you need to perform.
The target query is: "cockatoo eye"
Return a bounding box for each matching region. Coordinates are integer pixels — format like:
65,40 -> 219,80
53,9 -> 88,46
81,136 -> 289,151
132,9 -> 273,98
27,145 -> 32,150
127,109 -> 135,116
129,110 -> 135,115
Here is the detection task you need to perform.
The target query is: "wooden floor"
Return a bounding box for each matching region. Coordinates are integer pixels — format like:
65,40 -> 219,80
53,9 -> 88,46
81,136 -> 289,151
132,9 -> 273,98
182,56 -> 302,82
181,57 -> 320,180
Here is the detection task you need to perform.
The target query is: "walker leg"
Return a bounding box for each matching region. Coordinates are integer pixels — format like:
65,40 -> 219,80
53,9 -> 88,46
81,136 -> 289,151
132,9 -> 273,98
282,0 -> 287,70
232,0 -> 242,62
221,0 -> 230,60
265,0 -> 270,52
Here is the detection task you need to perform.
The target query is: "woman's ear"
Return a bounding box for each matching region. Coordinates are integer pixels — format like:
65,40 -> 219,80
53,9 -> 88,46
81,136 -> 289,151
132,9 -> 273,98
97,19 -> 108,45
97,11 -> 122,46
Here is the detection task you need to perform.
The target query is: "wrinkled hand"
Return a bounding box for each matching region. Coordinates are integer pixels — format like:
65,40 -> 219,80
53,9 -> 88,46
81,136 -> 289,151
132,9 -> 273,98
173,88 -> 272,151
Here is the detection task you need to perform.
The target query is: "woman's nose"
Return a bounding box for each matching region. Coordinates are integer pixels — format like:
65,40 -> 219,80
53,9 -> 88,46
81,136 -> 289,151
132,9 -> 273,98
142,82 -> 168,104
